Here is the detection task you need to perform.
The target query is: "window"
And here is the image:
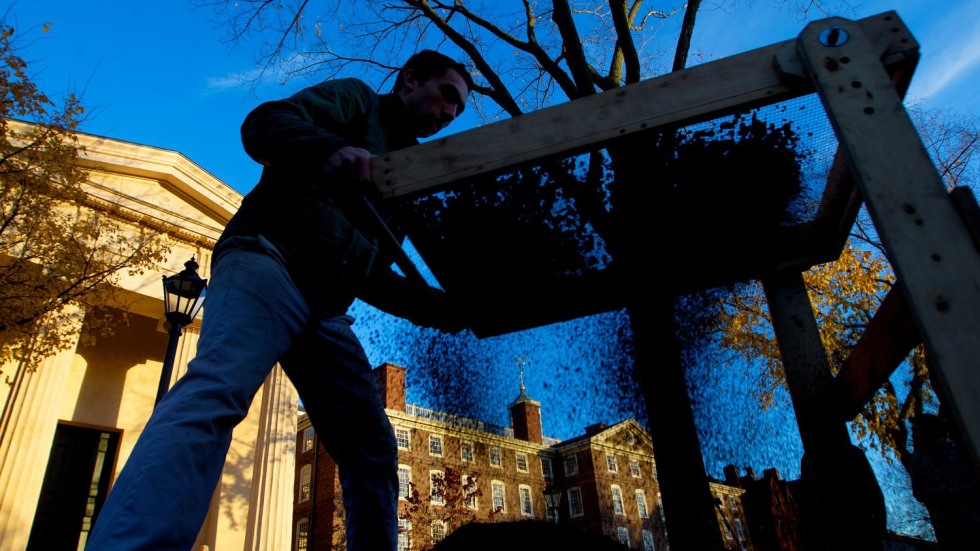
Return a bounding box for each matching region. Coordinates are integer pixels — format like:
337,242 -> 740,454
296,518 -> 309,551
519,485 -> 533,517
397,519 -> 411,551
463,475 -> 478,509
461,441 -> 474,462
516,452 -> 528,472
606,454 -> 618,473
636,489 -> 649,518
630,459 -> 641,478
642,529 -> 656,551
568,487 -> 584,518
657,492 -> 666,521
491,480 -> 506,512
398,465 -> 412,500
489,446 -> 502,467
652,462 -> 659,480
728,495 -> 738,512
564,454 -> 578,475
302,427 -> 315,452
429,435 -> 443,456
617,526 -> 630,546
430,470 -> 444,504
431,520 -> 446,543
298,464 -> 312,503
541,457 -> 553,479
735,518 -> 746,541
395,427 -> 410,450
611,485 -> 625,515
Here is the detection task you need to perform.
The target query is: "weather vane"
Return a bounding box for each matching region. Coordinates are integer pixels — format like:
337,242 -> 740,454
515,355 -> 530,393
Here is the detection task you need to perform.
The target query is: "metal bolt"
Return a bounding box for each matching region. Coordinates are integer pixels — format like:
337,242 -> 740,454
818,27 -> 849,47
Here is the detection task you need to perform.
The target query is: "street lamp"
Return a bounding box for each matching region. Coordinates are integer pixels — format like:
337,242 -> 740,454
543,479 -> 562,524
155,256 -> 208,406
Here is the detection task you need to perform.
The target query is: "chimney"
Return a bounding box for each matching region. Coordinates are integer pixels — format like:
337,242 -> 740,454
373,363 -> 406,411
584,423 -> 608,436
763,467 -> 782,481
724,464 -> 741,486
509,389 -> 543,444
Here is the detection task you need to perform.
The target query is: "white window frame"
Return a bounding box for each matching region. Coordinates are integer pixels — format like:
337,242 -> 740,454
296,518 -> 310,551
299,464 -> 312,503
431,519 -> 447,543
568,486 -> 584,518
630,459 -> 641,478
617,526 -> 630,546
463,474 -> 478,510
429,434 -> 443,456
642,529 -> 656,551
461,440 -> 474,462
652,462 -> 659,480
636,489 -> 649,518
735,518 -> 746,541
395,427 -> 410,450
397,519 -> 411,551
489,445 -> 502,467
491,480 -> 506,512
516,452 -> 529,473
519,484 -> 534,517
398,465 -> 412,500
606,453 -> 618,473
302,427 -> 315,452
564,454 -> 578,475
657,492 -> 666,521
611,484 -> 625,515
430,470 -> 445,504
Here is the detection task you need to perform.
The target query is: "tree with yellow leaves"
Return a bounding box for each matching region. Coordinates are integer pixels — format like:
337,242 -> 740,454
0,22 -> 169,382
713,103 -> 978,470
399,467 -> 491,550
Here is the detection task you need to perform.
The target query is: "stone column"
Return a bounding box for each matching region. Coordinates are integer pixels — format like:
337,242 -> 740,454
0,307 -> 84,551
163,322 -> 201,389
243,365 -> 298,551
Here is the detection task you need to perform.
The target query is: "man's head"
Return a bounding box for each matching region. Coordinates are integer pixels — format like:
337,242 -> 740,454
394,50 -> 473,138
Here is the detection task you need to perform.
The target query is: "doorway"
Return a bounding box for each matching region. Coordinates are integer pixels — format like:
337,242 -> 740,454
27,423 -> 120,551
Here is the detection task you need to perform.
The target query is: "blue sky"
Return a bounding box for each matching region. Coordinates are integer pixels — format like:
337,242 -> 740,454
6,1 -> 979,195
7,0 -> 978,537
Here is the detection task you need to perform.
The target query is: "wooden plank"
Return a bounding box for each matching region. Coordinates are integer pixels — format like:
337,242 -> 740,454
372,42 -> 808,199
370,12 -> 915,200
950,185 -> 980,252
763,271 -> 886,547
834,283 -> 919,420
798,15 -> 980,475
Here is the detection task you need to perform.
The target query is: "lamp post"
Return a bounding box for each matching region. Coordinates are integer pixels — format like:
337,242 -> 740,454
155,256 -> 208,406
543,479 -> 562,525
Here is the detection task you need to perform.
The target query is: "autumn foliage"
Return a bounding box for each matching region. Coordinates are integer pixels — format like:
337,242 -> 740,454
0,23 -> 170,378
398,467 -> 499,550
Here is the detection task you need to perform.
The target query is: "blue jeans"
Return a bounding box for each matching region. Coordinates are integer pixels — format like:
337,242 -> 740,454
86,235 -> 398,551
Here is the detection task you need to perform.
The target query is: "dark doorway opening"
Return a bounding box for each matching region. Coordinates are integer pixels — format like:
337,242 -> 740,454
27,423 -> 120,551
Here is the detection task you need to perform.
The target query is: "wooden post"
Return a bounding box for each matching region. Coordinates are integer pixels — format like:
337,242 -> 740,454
764,271 -> 886,548
798,14 -> 980,476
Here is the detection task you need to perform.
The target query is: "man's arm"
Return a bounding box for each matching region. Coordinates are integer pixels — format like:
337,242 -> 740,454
358,268 -> 466,334
240,78 -> 375,173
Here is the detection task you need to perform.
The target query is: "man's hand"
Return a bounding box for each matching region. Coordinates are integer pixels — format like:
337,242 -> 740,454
322,146 -> 372,182
410,288 -> 467,335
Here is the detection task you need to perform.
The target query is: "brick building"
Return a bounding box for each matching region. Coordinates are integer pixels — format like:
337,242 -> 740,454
292,363 -> 752,550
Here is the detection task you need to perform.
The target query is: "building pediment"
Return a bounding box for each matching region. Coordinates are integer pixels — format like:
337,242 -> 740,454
66,123 -> 241,244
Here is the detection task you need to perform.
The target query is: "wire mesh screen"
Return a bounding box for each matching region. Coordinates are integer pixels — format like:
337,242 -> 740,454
395,92 -> 843,337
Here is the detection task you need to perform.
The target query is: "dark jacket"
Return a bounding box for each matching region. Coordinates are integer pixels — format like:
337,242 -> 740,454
217,78 -> 424,314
